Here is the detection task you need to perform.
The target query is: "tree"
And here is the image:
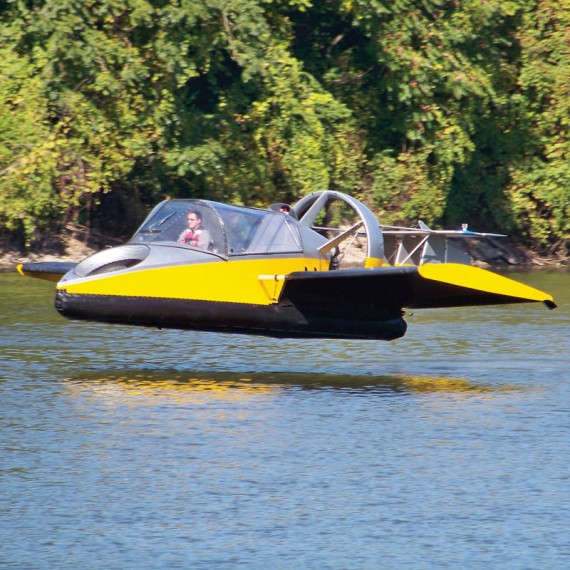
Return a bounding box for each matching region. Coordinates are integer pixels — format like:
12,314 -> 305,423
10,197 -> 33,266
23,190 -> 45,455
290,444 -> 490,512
0,0 -> 361,244
0,0 -> 568,256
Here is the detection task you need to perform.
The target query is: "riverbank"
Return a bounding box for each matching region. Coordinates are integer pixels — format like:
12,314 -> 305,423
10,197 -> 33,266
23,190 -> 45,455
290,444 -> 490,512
1,229 -> 567,270
0,237 -> 102,270
0,224 -> 125,270
463,237 -> 568,269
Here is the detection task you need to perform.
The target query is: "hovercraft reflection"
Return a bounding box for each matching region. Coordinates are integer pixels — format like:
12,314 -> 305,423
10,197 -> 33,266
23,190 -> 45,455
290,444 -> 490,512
17,191 -> 556,341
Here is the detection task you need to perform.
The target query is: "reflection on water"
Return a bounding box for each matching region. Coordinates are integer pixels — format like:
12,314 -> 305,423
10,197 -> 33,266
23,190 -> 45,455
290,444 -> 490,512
2,269 -> 570,569
62,370 -> 525,402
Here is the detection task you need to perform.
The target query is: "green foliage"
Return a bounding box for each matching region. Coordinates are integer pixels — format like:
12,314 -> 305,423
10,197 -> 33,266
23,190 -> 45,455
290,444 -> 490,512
504,0 -> 570,244
0,44 -> 59,237
0,0 -> 567,254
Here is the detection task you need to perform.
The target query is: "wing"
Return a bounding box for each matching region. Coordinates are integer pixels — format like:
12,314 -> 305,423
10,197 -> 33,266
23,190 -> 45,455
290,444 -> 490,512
279,264 -> 556,318
17,262 -> 77,283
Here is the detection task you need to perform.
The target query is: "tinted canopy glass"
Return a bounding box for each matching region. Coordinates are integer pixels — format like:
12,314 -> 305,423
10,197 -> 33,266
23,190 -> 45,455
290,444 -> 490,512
130,200 -> 302,256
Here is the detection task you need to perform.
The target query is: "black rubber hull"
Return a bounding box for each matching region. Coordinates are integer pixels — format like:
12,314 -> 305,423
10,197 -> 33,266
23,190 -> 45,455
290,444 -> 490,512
55,289 -> 407,340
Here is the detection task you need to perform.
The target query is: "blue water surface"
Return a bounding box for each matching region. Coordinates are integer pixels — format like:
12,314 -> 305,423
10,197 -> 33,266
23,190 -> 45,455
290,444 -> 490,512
1,270 -> 569,569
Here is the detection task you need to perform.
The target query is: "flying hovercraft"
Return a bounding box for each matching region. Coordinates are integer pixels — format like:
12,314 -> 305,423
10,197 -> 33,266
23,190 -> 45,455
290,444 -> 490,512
17,190 -> 556,341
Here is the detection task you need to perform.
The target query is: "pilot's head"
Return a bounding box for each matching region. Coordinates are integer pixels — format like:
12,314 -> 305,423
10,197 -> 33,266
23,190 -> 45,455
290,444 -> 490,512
187,209 -> 203,230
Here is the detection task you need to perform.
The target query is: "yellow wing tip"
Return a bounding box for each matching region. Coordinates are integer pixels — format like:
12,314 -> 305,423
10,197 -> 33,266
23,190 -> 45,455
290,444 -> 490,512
418,263 -> 556,306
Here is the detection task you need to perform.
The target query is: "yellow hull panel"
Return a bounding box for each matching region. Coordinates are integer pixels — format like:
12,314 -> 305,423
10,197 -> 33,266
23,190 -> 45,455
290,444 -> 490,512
57,257 -> 326,305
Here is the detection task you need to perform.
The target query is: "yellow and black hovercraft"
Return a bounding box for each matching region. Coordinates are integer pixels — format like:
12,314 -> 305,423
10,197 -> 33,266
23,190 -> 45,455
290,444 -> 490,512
18,191 -> 556,340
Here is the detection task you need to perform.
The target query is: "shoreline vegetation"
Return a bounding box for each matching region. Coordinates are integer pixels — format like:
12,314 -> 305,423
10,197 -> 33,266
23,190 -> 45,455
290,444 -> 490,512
2,225 -> 567,271
1,2 -> 568,263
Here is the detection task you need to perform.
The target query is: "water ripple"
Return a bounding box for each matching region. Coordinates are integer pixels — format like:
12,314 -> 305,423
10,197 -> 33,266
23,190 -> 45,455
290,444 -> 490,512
2,270 -> 570,569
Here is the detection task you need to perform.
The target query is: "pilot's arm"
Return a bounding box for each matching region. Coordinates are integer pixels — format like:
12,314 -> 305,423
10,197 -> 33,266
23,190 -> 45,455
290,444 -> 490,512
197,229 -> 211,249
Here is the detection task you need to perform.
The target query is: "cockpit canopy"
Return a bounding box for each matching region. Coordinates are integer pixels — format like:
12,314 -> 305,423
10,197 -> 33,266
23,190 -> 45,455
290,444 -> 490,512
130,199 -> 304,257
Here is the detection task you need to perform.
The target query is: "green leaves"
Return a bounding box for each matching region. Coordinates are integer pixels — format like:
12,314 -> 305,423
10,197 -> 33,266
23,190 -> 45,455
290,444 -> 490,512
0,0 -> 567,255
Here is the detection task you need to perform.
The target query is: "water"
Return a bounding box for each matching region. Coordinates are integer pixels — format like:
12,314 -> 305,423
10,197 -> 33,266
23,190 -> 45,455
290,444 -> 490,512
1,269 -> 569,569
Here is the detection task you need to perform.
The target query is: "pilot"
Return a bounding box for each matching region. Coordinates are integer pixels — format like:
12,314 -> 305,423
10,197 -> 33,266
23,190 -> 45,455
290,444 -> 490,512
178,209 -> 211,249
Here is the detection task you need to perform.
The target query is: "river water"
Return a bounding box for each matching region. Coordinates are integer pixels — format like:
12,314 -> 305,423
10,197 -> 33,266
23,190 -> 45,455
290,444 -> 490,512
1,269 -> 569,569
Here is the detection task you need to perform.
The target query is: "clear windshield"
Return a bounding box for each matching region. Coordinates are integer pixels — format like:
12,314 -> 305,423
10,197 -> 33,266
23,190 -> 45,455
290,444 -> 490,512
214,203 -> 302,255
129,200 -> 223,251
130,200 -> 302,256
